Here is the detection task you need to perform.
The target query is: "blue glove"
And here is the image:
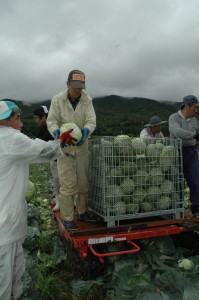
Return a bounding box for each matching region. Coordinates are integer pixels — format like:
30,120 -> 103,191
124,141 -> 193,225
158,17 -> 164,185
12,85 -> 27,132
53,129 -> 60,139
76,128 -> 90,146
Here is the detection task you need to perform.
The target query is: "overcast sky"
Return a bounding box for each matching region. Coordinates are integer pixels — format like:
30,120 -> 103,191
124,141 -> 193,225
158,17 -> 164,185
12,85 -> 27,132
0,0 -> 199,103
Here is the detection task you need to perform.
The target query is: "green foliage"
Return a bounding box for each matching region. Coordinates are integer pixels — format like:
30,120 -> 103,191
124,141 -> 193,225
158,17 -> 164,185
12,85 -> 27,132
21,164 -> 70,299
35,266 -> 60,300
23,226 -> 40,251
70,278 -> 103,296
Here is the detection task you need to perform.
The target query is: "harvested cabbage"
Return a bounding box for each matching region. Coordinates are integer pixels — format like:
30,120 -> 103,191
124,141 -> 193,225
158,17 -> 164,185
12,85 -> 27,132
25,180 -> 36,201
60,122 -> 82,144
178,258 -> 194,271
132,138 -> 146,155
114,201 -> 126,215
113,135 -> 132,155
120,177 -> 135,194
126,203 -> 139,214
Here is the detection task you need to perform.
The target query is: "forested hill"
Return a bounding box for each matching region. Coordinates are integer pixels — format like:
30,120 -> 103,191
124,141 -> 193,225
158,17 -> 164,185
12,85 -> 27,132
92,95 -> 180,136
3,95 -> 182,137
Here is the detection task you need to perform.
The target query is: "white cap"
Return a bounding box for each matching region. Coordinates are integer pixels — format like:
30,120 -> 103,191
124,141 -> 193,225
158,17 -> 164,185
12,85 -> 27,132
41,106 -> 48,113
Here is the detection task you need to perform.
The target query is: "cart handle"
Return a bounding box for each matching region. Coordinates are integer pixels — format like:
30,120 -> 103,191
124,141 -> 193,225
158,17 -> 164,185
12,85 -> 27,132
89,240 -> 141,264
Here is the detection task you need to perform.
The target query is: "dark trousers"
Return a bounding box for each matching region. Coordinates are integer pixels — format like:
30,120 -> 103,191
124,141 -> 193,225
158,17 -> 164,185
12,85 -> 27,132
182,145 -> 199,214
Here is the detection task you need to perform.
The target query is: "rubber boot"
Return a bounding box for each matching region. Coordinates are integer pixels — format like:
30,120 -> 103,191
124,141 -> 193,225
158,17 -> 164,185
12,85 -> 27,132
52,196 -> 60,211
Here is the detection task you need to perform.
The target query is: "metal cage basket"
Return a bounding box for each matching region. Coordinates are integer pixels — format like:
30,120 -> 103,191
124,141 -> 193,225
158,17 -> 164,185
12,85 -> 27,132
88,136 -> 184,227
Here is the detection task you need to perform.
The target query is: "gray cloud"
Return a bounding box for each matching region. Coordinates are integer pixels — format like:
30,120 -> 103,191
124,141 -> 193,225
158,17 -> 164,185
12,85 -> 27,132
0,0 -> 199,102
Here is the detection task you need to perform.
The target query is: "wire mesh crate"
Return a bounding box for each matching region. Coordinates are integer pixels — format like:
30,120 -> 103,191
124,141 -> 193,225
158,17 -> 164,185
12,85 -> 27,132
88,136 -> 184,227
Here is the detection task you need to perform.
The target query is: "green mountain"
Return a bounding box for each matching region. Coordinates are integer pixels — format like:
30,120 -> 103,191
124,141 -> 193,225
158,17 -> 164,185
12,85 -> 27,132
92,95 -> 181,136
2,95 -> 181,137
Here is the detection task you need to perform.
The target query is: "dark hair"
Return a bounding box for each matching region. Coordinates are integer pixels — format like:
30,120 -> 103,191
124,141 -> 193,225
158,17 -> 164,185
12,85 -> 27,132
33,106 -> 48,118
6,108 -> 22,120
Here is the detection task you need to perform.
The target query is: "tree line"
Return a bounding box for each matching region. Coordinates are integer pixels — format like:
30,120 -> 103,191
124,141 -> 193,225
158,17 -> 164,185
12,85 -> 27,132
3,95 -> 184,138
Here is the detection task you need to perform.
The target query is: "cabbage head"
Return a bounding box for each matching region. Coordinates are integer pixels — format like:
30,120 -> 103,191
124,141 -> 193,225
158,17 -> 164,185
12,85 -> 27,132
145,186 -> 161,202
114,201 -> 126,215
106,185 -> 123,202
60,122 -> 82,144
145,143 -> 163,158
113,135 -> 132,155
134,170 -> 149,187
140,202 -> 154,212
156,196 -> 171,210
132,138 -> 146,155
161,145 -> 177,158
149,167 -> 164,185
25,180 -> 36,201
126,203 -> 139,214
120,177 -> 135,195
178,258 -> 194,271
160,180 -> 174,194
132,187 -> 146,203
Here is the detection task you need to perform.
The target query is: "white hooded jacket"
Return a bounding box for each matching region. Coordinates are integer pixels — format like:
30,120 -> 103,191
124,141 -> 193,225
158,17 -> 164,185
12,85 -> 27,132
0,126 -> 63,246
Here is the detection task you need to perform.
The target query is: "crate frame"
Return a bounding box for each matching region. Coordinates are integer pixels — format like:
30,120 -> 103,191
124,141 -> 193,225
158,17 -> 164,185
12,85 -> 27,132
88,137 -> 184,227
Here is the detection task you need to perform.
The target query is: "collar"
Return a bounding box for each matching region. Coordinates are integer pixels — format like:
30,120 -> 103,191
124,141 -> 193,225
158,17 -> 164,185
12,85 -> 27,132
178,109 -> 191,121
67,94 -> 81,109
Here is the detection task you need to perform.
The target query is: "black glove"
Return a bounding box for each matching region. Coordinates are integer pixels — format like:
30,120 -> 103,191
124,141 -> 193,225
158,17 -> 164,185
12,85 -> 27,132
194,134 -> 199,141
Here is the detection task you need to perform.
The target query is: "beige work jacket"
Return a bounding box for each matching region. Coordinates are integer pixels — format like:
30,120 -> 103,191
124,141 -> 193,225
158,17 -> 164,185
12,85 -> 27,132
47,90 -> 96,155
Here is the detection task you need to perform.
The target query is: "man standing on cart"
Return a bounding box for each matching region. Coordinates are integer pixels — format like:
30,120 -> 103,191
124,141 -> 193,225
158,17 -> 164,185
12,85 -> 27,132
47,69 -> 96,231
169,95 -> 199,217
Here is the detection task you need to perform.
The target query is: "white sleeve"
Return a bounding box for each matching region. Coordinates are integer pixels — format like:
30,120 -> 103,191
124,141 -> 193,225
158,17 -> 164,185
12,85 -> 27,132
140,128 -> 152,142
9,132 -> 64,163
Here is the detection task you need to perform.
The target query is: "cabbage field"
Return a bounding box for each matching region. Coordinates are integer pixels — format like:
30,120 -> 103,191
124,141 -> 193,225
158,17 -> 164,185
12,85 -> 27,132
20,162 -> 199,300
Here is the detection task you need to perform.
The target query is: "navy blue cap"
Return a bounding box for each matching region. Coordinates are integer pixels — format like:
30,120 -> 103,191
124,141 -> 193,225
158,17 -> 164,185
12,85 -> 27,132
181,95 -> 199,107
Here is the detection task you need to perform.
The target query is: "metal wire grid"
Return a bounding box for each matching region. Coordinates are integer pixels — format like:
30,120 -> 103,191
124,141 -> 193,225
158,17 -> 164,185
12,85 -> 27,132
88,137 -> 184,227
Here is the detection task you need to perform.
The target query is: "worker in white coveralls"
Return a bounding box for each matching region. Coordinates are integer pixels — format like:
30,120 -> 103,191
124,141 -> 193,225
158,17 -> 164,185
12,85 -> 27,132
47,69 -> 96,231
0,100 -> 75,300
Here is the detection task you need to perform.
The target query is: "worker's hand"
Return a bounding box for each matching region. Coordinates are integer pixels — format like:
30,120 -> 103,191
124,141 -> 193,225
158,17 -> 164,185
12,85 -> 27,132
194,134 -> 199,141
59,129 -> 77,147
76,128 -> 90,146
53,129 -> 60,140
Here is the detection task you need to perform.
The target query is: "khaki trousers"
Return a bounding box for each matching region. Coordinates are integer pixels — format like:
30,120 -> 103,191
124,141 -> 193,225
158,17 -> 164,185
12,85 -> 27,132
57,153 -> 89,221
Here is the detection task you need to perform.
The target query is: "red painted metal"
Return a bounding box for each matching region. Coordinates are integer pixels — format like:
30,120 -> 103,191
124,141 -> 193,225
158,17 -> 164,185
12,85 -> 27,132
89,240 -> 140,263
52,209 -> 199,262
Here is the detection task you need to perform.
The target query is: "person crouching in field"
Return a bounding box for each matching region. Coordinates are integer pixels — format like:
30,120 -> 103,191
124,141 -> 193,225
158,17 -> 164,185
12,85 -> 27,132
0,100 -> 75,300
